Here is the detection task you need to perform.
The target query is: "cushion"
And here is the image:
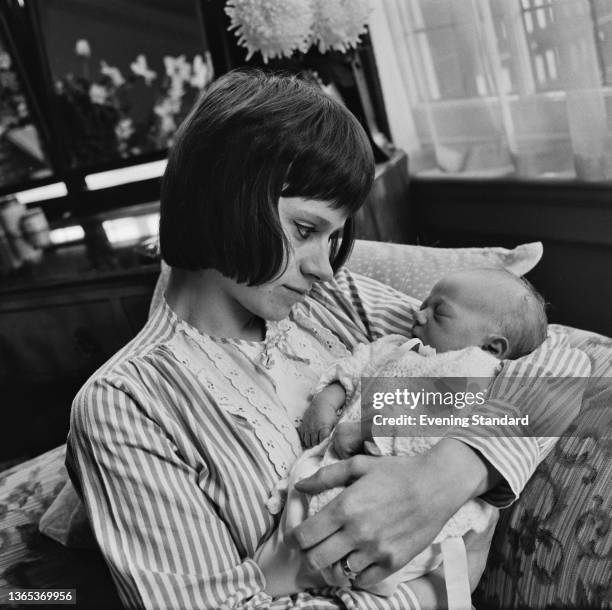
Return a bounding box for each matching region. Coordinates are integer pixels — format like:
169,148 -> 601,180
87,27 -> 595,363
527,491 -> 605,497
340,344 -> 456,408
0,445 -> 121,608
38,479 -> 95,549
347,240 -> 543,300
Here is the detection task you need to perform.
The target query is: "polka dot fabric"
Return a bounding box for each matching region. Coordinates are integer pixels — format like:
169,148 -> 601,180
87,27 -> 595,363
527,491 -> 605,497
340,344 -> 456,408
346,240 -> 543,301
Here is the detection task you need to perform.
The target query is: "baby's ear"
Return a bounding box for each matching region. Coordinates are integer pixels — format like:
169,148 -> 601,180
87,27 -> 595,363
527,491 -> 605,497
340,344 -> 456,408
483,335 -> 510,359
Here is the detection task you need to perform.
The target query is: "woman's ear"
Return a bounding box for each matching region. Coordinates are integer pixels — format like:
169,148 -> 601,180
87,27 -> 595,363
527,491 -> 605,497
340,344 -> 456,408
483,335 -> 510,359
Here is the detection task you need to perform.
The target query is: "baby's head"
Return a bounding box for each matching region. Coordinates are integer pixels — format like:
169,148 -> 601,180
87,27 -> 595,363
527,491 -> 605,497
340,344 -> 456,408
411,268 -> 547,359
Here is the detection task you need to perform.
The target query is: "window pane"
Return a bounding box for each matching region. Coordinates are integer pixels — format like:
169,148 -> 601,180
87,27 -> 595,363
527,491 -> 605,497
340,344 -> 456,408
414,0 -> 492,100
371,0 -> 612,181
521,0 -> 602,92
593,0 -> 612,84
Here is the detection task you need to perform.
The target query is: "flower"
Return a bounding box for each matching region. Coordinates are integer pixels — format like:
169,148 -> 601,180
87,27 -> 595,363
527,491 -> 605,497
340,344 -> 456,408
153,98 -> 177,135
89,83 -> 109,105
164,55 -> 191,81
225,0 -> 314,62
115,117 -> 135,141
190,52 -> 214,90
224,0 -> 371,61
100,61 -> 125,88
311,0 -> 372,53
163,55 -> 193,101
155,95 -> 181,116
130,55 -> 157,86
75,39 -> 91,58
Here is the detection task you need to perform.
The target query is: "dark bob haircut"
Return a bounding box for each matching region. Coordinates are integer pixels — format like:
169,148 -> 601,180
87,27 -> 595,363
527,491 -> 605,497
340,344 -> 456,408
159,69 -> 375,284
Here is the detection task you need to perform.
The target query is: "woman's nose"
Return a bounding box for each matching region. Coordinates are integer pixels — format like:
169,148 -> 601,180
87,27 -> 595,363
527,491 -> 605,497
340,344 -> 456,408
301,244 -> 334,283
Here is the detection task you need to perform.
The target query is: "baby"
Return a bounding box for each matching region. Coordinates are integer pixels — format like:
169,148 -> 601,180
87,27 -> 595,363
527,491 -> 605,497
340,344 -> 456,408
256,268 -> 548,607
301,267 -> 548,449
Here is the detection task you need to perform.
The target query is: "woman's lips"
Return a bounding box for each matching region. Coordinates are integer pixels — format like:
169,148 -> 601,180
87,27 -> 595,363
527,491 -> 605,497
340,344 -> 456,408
284,285 -> 308,296
283,285 -> 309,300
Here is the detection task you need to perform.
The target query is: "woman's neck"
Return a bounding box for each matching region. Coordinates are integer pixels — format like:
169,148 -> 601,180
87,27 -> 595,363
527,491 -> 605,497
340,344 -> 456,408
164,268 -> 265,341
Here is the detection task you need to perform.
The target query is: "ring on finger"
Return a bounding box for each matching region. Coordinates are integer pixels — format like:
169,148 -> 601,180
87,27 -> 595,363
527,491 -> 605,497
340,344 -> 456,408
340,555 -> 359,581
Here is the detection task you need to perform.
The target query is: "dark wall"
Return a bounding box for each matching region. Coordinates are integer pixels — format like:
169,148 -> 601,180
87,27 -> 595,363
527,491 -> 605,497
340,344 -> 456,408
410,178 -> 612,337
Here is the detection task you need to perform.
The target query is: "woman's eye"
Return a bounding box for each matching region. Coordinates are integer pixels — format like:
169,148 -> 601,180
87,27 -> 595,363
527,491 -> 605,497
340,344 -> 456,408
295,223 -> 315,239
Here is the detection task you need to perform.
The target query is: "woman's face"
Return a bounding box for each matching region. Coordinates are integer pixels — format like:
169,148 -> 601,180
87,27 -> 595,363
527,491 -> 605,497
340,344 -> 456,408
224,196 -> 348,324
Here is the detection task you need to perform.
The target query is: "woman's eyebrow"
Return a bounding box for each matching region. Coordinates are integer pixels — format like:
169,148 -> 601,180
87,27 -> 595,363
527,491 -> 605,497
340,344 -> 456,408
296,211 -> 343,230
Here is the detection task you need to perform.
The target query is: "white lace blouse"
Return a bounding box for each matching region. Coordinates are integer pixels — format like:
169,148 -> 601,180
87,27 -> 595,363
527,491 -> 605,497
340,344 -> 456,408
165,304 -> 350,479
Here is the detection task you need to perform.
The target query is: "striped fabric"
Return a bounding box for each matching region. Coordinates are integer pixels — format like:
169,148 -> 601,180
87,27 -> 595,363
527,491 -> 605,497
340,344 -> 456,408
66,268 -> 588,609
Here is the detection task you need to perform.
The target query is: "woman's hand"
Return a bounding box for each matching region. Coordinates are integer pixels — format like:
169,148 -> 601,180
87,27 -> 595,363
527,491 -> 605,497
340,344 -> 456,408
332,421 -> 366,459
290,438 -> 496,589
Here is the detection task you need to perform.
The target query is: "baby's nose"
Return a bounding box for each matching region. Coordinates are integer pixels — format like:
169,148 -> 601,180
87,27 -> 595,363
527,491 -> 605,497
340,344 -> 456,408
413,308 -> 428,325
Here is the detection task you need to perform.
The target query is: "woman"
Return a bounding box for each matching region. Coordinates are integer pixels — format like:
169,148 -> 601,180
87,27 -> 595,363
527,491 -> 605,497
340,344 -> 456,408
66,70 -> 583,609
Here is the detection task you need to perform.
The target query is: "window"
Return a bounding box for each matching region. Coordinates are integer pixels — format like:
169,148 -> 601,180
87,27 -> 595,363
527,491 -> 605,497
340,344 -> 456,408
370,0 -> 612,181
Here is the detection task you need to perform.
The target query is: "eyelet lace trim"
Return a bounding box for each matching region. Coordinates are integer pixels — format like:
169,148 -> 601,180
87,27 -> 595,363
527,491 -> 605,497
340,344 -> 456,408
292,310 -> 349,359
161,300 -> 350,478
170,334 -> 300,478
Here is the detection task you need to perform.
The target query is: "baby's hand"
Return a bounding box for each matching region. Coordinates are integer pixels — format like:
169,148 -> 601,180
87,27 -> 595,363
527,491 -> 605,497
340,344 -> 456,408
299,402 -> 338,448
299,382 -> 346,448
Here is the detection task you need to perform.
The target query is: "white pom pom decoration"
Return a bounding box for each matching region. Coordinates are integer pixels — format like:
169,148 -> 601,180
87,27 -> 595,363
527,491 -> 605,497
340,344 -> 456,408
311,0 -> 372,53
225,0 -> 314,62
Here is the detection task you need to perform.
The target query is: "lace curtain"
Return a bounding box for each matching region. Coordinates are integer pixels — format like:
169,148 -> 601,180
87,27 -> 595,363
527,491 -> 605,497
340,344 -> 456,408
369,0 -> 612,181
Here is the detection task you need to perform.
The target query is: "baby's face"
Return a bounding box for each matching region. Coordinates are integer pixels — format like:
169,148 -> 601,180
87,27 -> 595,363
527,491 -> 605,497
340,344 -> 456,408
411,272 -> 500,353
